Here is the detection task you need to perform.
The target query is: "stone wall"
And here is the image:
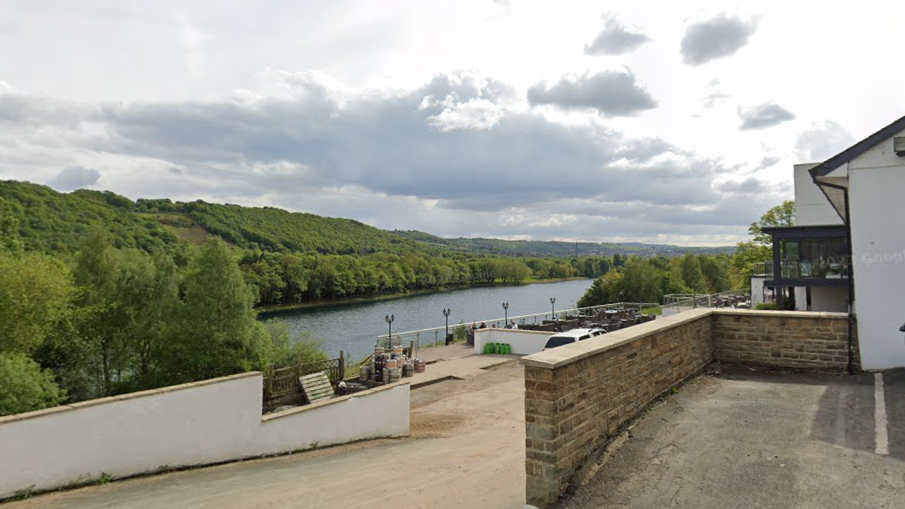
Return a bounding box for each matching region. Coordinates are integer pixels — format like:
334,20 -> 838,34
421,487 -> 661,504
521,308 -> 855,508
712,309 -> 852,373
522,309 -> 713,508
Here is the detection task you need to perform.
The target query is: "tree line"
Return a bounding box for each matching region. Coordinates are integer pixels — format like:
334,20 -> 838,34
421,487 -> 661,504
240,249 -> 615,307
0,222 -> 326,416
577,201 -> 794,309
577,253 -> 731,307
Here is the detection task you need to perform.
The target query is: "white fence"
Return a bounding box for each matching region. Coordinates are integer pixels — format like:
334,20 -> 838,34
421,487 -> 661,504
0,372 -> 409,499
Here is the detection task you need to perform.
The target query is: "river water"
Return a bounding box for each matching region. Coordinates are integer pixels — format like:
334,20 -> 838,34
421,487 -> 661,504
264,279 -> 593,362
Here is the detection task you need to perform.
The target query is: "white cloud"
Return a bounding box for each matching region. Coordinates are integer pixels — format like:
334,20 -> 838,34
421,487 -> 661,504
175,12 -> 209,77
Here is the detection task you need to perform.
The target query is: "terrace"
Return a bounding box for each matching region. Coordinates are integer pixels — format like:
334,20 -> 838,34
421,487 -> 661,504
4,309 -> 901,509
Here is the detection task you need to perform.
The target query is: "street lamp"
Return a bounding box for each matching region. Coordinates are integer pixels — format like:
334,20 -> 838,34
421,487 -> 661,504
442,308 -> 451,345
502,302 -> 509,327
385,314 -> 394,350
550,297 -> 556,322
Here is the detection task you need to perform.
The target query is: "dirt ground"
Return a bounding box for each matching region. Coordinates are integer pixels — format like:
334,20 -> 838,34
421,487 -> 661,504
5,359 -> 527,509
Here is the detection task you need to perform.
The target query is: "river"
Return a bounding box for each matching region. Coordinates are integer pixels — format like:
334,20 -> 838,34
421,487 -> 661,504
265,279 -> 593,362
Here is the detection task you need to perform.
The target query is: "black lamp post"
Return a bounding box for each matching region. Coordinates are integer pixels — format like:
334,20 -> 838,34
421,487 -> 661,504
502,302 -> 509,327
550,297 -> 556,322
385,314 -> 394,350
442,308 -> 451,345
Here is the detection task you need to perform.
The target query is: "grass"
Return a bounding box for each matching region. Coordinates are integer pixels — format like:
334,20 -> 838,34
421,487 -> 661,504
11,486 -> 35,501
641,306 -> 663,315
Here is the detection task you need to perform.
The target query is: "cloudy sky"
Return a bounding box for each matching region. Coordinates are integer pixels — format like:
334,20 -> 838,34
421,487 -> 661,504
2,0 -> 903,246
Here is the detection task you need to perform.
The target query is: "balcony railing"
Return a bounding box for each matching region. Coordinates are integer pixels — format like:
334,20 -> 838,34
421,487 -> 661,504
752,262 -> 772,277
779,258 -> 849,280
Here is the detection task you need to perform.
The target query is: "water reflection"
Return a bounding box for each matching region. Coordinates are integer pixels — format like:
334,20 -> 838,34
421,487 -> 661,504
264,279 -> 593,361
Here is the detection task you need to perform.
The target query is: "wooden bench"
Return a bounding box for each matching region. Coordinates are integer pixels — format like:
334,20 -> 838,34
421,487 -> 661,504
299,371 -> 335,404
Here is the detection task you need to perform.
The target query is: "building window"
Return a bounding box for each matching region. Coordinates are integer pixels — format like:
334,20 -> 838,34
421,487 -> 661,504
780,238 -> 848,279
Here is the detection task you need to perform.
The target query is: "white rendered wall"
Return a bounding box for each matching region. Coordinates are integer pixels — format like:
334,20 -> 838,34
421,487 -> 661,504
750,276 -> 765,306
810,287 -> 848,313
795,163 -> 844,226
794,287 -> 808,311
0,373 -> 409,499
473,328 -> 552,355
848,156 -> 905,369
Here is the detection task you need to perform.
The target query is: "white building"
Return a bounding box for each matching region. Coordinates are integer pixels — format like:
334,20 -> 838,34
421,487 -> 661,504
764,115 -> 905,370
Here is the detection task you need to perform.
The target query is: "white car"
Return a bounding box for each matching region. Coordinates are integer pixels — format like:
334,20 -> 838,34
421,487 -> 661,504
542,328 -> 606,351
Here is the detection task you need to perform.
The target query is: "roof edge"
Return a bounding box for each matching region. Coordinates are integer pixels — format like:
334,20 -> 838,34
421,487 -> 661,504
809,114 -> 905,178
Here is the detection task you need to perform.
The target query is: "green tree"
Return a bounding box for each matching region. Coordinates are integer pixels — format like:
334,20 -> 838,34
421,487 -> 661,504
0,352 -> 64,416
680,253 -> 707,293
111,251 -> 180,391
699,255 -> 729,293
577,269 -> 623,307
0,251 -> 74,356
749,200 -> 795,245
71,230 -> 127,396
621,258 -> 663,303
163,238 -> 270,382
262,320 -> 328,370
730,200 -> 795,289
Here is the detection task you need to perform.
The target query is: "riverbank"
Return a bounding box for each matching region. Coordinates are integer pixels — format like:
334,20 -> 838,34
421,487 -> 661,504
256,277 -> 591,316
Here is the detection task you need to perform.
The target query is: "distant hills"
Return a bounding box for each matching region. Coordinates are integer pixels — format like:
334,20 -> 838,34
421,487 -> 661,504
0,180 -> 734,257
389,231 -> 734,257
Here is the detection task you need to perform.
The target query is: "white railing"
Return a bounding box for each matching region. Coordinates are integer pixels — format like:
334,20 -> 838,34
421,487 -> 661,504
375,302 -> 660,351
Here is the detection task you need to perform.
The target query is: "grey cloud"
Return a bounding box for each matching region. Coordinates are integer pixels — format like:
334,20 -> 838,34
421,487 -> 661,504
714,177 -> 764,194
1,71 -> 758,243
584,16 -> 650,56
795,120 -> 855,162
754,155 -> 781,171
681,15 -> 758,66
738,102 -> 795,130
702,90 -> 729,109
615,138 -> 675,162
527,71 -> 656,116
49,166 -> 101,190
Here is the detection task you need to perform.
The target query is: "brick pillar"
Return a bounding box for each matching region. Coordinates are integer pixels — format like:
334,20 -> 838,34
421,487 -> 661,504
524,364 -> 560,508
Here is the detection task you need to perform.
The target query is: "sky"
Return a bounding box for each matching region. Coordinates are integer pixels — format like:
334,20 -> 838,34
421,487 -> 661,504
2,0 -> 904,246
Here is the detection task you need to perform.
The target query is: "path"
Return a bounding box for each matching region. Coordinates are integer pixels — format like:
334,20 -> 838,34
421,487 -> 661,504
7,356 -> 527,509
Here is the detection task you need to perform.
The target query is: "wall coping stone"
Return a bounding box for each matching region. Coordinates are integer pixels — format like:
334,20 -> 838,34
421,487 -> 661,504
475,329 -> 551,336
711,309 -> 848,320
261,382 -> 410,422
0,371 -> 262,425
521,308 -> 713,370
520,308 -> 849,371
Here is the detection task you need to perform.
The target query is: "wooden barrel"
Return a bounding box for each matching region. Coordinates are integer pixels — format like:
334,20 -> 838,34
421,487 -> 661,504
414,359 -> 426,373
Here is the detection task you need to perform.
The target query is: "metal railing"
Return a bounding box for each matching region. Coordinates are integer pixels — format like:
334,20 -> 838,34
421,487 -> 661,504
751,261 -> 772,277
662,291 -> 750,315
375,302 -> 660,351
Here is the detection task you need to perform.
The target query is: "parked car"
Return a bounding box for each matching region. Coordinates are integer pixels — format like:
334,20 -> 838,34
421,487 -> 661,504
542,328 -> 606,351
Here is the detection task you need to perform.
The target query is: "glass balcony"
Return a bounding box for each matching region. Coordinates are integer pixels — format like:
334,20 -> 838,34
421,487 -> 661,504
779,237 -> 849,280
